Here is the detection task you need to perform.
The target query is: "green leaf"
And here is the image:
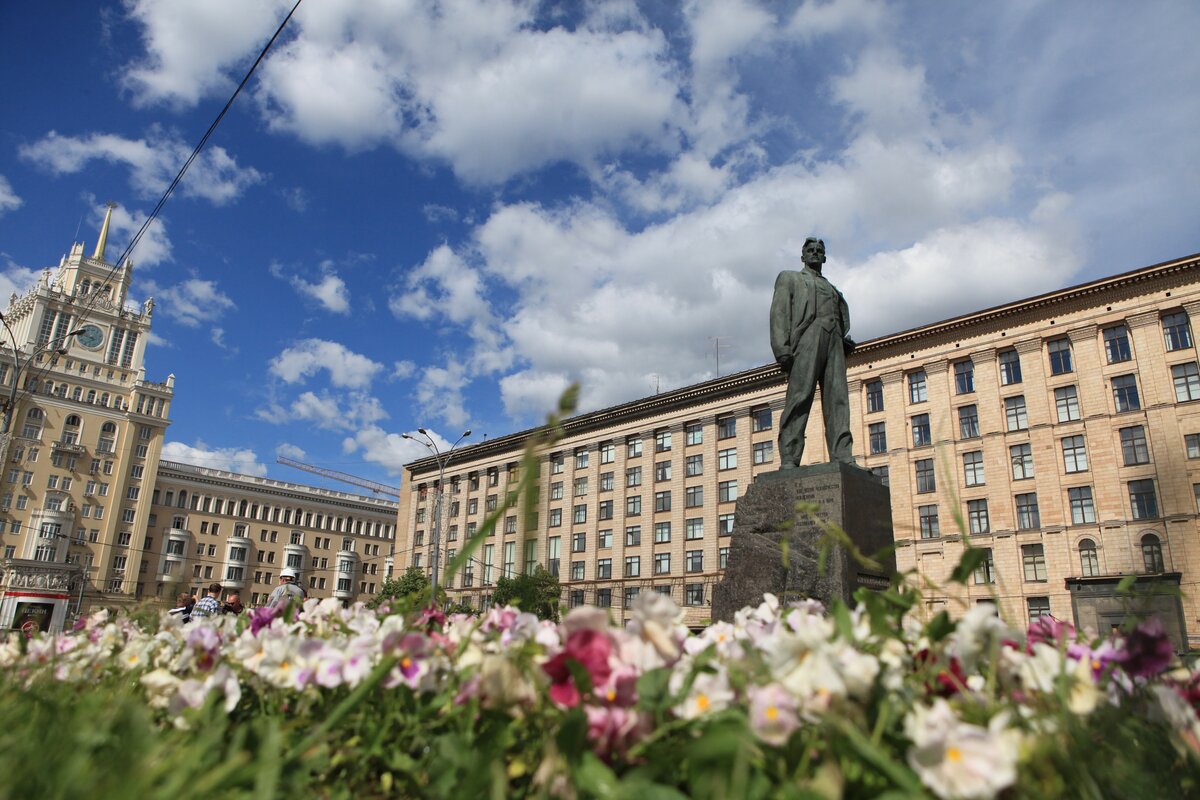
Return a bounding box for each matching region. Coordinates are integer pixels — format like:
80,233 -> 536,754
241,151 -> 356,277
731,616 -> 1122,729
574,752 -> 621,798
949,547 -> 987,585
925,610 -> 954,642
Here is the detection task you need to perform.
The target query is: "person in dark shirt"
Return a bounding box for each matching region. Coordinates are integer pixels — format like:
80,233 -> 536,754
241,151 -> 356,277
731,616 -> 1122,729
222,590 -> 245,615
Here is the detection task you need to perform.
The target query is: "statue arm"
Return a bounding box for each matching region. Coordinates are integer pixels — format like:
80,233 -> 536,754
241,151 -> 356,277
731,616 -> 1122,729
840,292 -> 855,354
769,273 -> 793,364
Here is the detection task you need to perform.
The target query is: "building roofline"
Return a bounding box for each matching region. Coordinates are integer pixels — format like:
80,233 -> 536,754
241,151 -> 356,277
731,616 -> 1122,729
405,251 -> 1200,477
158,460 -> 399,510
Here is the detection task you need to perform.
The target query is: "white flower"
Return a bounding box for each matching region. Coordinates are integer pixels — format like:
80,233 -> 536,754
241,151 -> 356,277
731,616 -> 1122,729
672,668 -> 735,720
906,700 -> 1019,800
950,604 -> 1009,674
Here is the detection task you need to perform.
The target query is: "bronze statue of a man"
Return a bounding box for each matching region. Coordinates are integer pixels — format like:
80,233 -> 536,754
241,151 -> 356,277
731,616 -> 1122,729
769,237 -> 855,468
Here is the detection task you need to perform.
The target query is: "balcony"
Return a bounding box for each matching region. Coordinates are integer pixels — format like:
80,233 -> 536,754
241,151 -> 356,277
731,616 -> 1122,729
52,440 -> 85,454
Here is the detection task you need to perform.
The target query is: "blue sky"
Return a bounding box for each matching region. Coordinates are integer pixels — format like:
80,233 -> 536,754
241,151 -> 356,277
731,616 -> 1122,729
0,0 -> 1197,490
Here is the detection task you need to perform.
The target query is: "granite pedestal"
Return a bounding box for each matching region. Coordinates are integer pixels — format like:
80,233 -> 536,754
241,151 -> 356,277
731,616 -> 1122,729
711,461 -> 895,621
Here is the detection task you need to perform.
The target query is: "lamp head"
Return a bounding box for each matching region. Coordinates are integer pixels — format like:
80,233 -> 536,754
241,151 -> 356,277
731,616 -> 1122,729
418,428 -> 427,435
463,429 -> 472,437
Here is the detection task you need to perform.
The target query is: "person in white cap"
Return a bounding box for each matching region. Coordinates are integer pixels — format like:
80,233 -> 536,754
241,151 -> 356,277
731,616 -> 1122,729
268,567 -> 306,609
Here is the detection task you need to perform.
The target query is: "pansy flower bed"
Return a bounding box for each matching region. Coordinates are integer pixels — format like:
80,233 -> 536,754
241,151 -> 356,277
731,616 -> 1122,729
1,585 -> 1198,799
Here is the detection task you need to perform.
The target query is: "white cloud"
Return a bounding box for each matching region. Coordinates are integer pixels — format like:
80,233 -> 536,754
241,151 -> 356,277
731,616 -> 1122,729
275,442 -> 306,460
280,186 -> 310,212
256,389 -> 387,432
121,0 -> 292,107
0,175 -> 22,216
413,361 -> 471,429
290,271 -> 350,314
268,339 -> 383,389
0,256 -> 40,304
161,440 -> 267,476
155,278 -> 235,327
341,426 -> 439,478
20,129 -> 262,204
391,360 -> 416,380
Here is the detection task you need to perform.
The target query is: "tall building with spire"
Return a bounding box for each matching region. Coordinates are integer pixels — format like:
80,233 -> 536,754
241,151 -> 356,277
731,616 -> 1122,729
0,204 -> 172,629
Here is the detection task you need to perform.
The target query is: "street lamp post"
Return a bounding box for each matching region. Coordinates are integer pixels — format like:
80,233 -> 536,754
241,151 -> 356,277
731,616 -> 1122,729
402,428 -> 471,596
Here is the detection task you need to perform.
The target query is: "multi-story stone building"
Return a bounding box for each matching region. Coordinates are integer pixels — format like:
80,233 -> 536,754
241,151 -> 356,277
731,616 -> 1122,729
0,212 -> 397,632
400,252 -> 1200,643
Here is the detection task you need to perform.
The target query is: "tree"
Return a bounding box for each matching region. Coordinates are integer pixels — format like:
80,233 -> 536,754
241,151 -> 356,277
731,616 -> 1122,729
491,567 -> 561,621
368,566 -> 429,610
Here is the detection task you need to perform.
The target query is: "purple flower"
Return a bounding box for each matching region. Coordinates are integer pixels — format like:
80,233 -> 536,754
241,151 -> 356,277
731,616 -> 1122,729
1117,618 -> 1175,678
1026,615 -> 1074,649
249,605 -> 280,635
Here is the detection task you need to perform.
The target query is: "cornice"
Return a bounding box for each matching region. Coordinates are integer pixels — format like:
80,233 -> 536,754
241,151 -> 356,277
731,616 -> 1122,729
157,460 -> 399,512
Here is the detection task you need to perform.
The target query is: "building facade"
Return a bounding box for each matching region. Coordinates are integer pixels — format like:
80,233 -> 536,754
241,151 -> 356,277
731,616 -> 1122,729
400,253 -> 1200,642
0,214 -> 397,631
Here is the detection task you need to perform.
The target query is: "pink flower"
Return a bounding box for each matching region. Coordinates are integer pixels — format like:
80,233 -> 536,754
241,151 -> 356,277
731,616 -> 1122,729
584,705 -> 647,760
748,684 -> 801,746
1027,615 -> 1075,649
543,629 -> 613,708
249,605 -> 280,635
1117,618 -> 1175,678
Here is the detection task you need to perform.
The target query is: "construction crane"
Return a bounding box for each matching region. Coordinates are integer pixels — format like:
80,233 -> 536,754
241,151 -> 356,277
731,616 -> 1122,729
276,456 -> 401,499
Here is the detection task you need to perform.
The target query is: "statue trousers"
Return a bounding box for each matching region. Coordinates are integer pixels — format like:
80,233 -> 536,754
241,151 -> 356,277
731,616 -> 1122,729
779,321 -> 853,467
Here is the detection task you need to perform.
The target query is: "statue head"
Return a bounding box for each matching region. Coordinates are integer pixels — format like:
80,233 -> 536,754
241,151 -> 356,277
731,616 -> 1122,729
802,237 -> 826,268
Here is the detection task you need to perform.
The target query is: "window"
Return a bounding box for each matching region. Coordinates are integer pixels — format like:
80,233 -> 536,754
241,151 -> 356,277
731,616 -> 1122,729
908,370 -> 927,403
915,459 -> 935,493
685,454 -> 703,477
719,547 -> 730,569
718,480 -> 738,503
626,466 -> 642,487
597,558 -> 612,579
574,477 -> 588,496
1112,374 -> 1140,412
865,379 -> 884,413
654,491 -> 671,512
655,429 -> 672,452
625,555 -> 640,577
999,349 -> 1022,385
911,414 -> 931,447
547,537 -> 561,577
1022,543 -> 1047,581
1173,363 -> 1200,402
572,531 -> 586,552
686,550 -> 704,573
1062,435 -> 1089,473
685,486 -> 703,507
1104,325 -> 1132,363
626,496 -> 641,516
600,442 -> 615,464
654,521 -> 671,543
653,461 -> 671,482
1046,337 -> 1073,375
598,529 -> 612,548
654,552 -> 671,574
958,404 -> 979,439
1005,395 -> 1028,431
1055,385 -> 1081,422
752,441 -> 773,465
685,518 -> 704,540
575,448 -> 590,469
1069,487 -> 1096,524
573,504 -> 587,524
1163,311 -> 1193,352
598,500 -> 613,520
1016,493 -> 1040,530
751,406 -> 772,432
963,451 -> 985,486
718,513 -> 735,535
627,437 -> 642,458
869,422 -> 887,454
1129,480 -> 1158,520
974,548 -> 995,584
550,455 -> 564,475
548,509 -> 562,527
717,415 -> 736,439
1189,434 -> 1200,459
967,499 -> 990,534
953,360 -> 974,394
918,505 -> 939,539
571,561 -> 585,581
485,494 -> 497,512
1141,534 -> 1164,573
685,583 -> 705,606
1120,425 -> 1150,465
1008,443 -> 1033,480
1027,597 -> 1051,622
1079,539 -> 1099,577
685,422 -> 703,446
595,588 -> 612,608
718,448 -> 737,470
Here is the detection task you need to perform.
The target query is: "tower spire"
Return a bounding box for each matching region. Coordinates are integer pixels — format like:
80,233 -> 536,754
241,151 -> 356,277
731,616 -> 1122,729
93,201 -> 117,261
